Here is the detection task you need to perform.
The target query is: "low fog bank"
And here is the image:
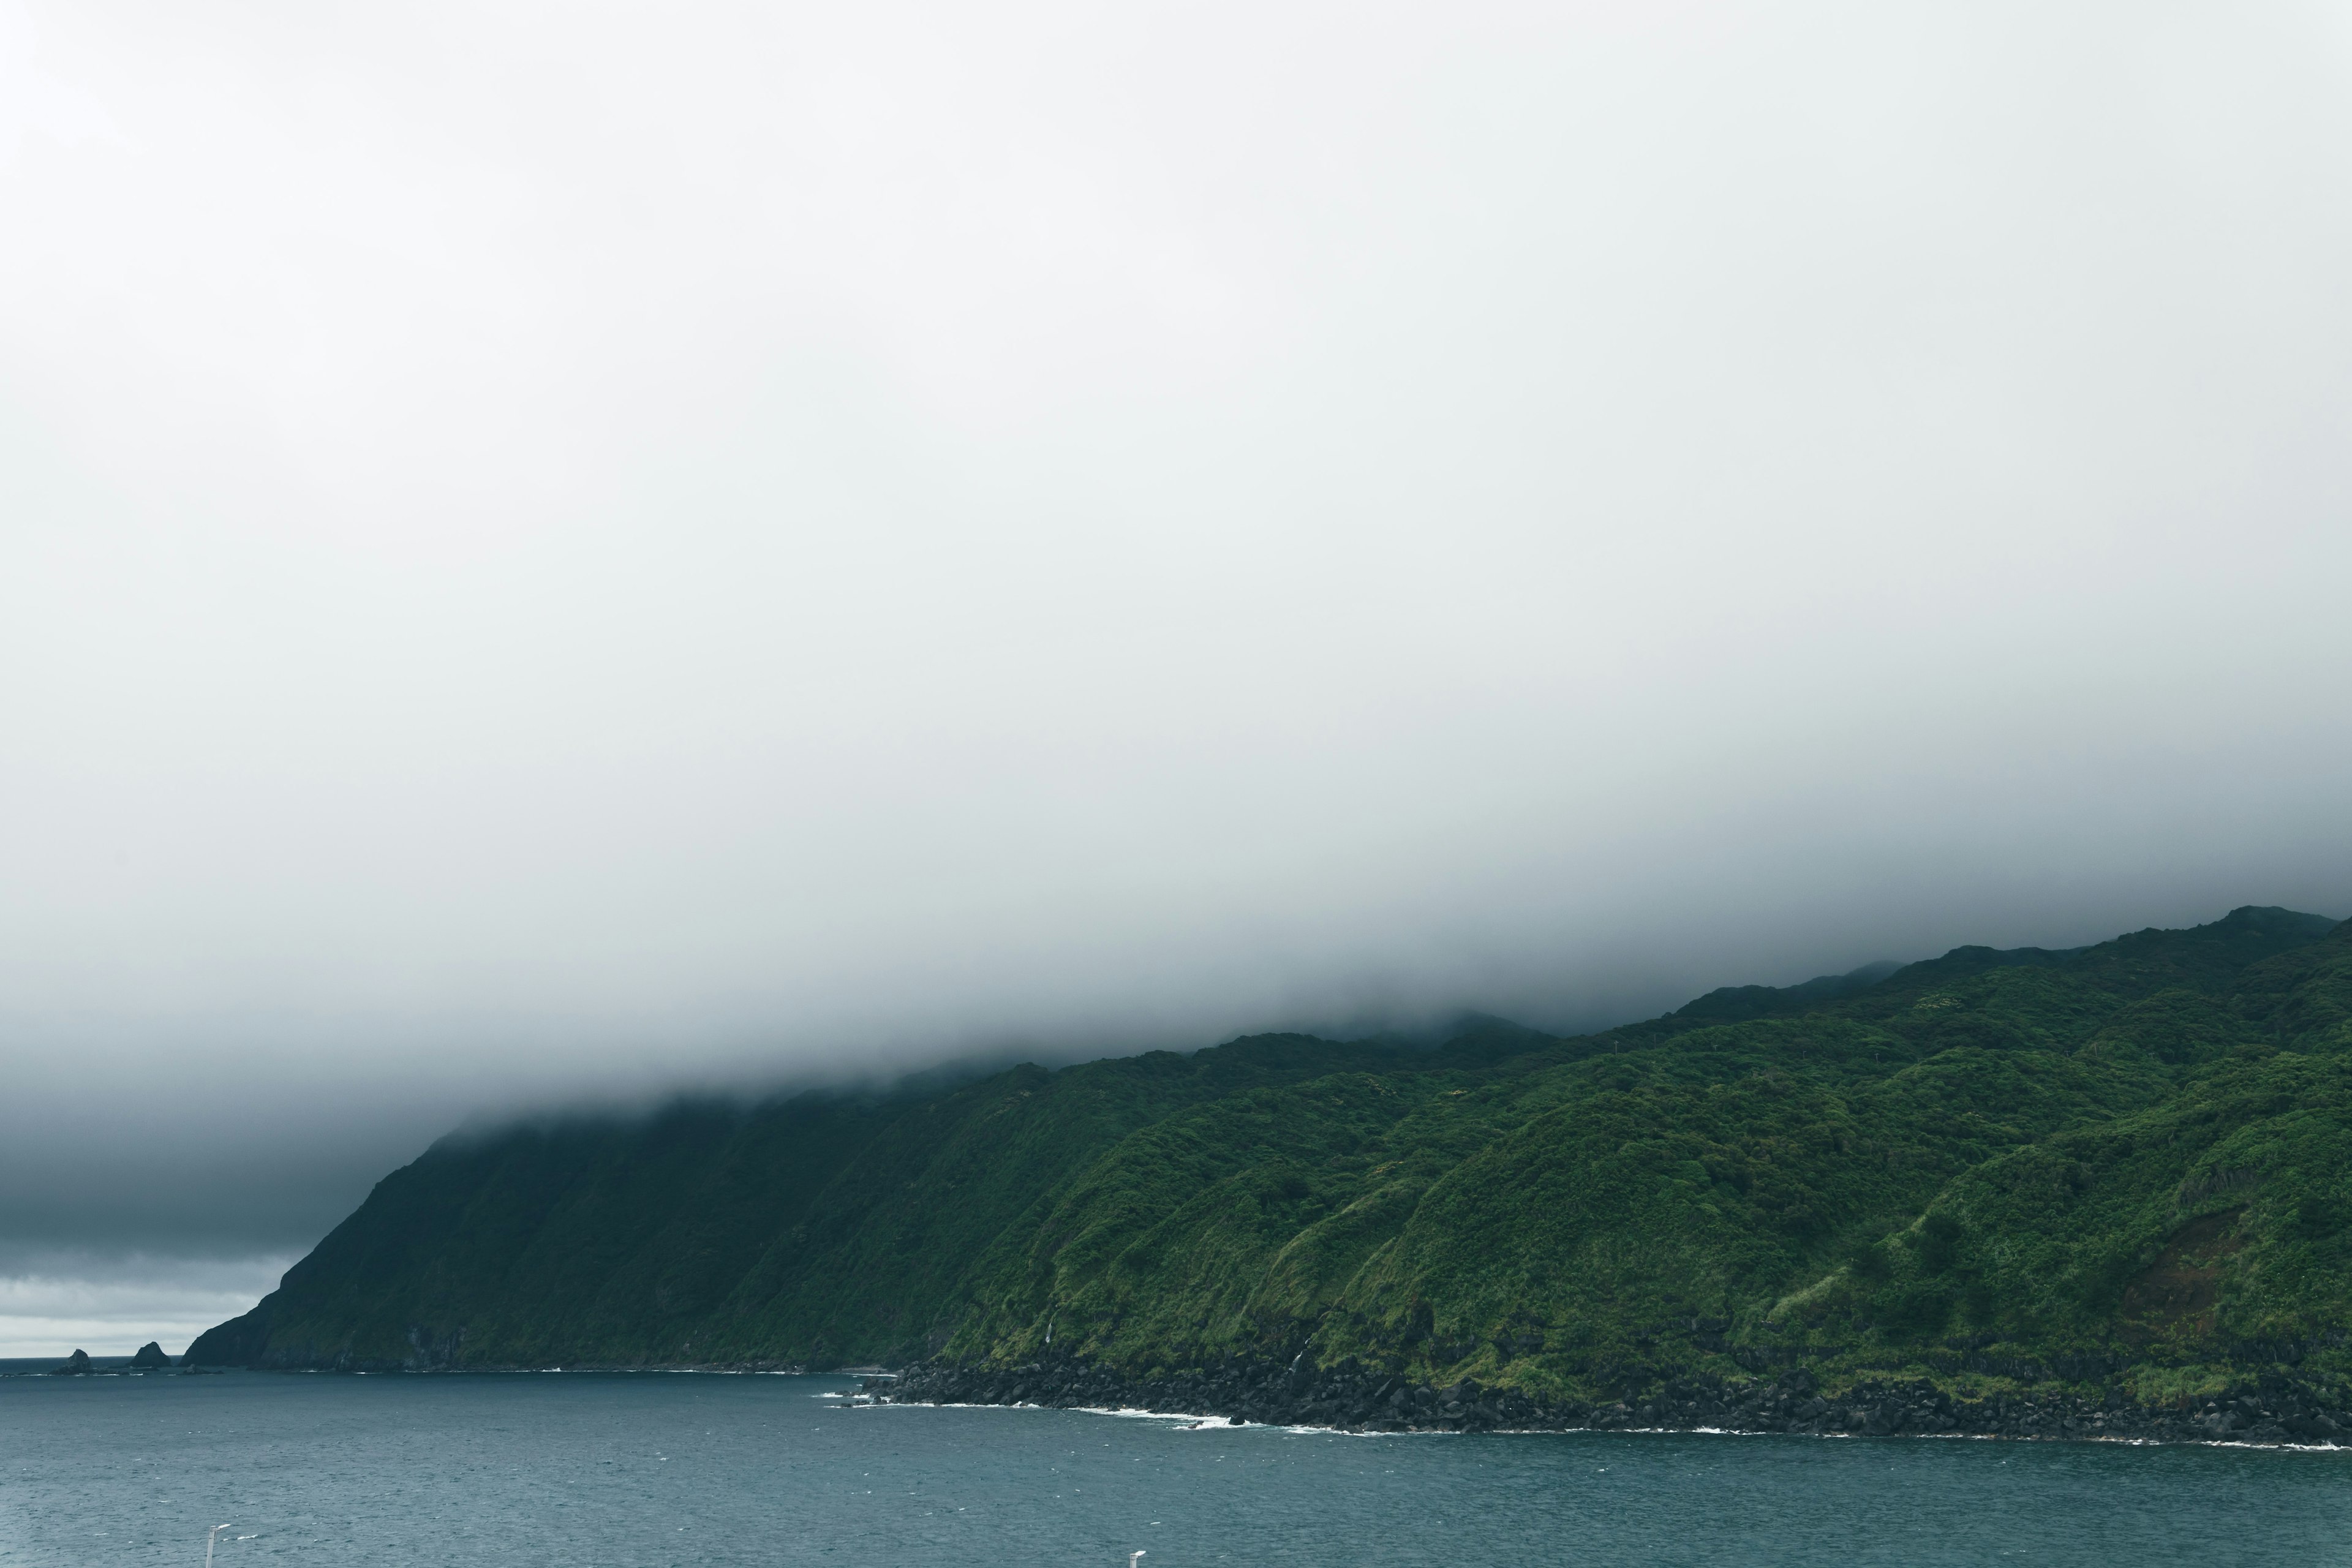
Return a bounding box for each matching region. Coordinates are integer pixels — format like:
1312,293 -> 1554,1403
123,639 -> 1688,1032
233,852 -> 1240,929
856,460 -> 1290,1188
6,880 -> 2343,1313
3,878 -> 2343,1355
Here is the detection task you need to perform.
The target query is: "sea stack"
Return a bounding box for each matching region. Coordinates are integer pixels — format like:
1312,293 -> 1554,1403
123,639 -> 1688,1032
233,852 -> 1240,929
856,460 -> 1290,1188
131,1341 -> 172,1370
56,1349 -> 92,1374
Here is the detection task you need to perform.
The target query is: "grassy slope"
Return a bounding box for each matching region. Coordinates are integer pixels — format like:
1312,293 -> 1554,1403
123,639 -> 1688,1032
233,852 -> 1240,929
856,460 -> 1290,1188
192,907 -> 2352,1402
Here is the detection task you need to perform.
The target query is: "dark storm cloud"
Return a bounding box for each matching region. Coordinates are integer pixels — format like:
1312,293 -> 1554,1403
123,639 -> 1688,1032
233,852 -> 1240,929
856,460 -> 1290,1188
0,1079 -> 447,1261
1,0 -> 2349,1347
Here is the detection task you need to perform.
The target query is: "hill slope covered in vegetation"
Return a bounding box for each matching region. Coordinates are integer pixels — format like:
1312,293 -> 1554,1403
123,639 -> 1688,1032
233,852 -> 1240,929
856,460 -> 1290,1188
192,905 -> 2352,1426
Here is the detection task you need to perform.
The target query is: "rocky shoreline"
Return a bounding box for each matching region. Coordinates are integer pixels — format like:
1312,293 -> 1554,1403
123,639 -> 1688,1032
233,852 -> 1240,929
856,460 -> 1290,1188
878,1355 -> 2352,1447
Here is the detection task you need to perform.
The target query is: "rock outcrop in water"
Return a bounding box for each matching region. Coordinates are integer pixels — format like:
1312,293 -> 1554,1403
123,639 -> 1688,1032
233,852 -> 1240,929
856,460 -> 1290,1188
130,1341 -> 172,1369
53,1349 -> 92,1374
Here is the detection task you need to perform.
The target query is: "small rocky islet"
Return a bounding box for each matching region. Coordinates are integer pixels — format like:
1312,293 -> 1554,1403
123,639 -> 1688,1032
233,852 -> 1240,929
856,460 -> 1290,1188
40,1342 -> 180,1376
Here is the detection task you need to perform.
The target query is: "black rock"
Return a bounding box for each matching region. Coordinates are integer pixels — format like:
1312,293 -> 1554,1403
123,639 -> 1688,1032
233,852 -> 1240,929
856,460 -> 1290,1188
55,1349 -> 92,1374
131,1342 -> 173,1370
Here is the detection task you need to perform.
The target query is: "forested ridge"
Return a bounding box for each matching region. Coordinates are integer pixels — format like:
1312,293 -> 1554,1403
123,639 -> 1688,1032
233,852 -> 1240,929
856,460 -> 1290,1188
192,905 -> 2352,1426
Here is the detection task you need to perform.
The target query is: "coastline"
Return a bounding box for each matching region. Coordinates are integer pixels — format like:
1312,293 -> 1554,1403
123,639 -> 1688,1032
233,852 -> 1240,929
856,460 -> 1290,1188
37,1349 -> 2350,1450
878,1356 -> 2352,1448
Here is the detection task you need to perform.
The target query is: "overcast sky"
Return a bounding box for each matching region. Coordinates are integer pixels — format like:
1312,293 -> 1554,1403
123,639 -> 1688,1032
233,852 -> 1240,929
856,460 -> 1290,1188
3,0 -> 2349,1355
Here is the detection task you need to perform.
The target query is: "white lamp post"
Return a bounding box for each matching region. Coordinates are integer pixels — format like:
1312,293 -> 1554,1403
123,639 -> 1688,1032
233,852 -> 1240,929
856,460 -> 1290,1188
204,1525 -> 232,1567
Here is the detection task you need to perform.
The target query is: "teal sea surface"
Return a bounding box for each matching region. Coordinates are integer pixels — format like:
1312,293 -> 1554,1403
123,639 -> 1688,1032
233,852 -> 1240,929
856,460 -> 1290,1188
2,1366 -> 2346,1566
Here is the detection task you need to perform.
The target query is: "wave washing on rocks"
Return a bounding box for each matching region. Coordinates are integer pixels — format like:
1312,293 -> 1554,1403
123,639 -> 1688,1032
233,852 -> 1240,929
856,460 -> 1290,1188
876,1357 -> 2351,1446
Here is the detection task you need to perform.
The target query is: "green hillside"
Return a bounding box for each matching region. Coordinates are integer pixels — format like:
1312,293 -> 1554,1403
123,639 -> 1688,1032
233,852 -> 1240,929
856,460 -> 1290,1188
192,905 -> 2352,1415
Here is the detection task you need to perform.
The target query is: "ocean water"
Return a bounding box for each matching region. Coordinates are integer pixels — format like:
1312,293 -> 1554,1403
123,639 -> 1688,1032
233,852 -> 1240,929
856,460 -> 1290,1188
2,1368 -> 2347,1566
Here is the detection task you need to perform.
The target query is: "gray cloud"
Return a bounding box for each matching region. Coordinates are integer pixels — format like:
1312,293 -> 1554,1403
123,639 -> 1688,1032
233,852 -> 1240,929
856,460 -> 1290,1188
1,0 -> 2349,1340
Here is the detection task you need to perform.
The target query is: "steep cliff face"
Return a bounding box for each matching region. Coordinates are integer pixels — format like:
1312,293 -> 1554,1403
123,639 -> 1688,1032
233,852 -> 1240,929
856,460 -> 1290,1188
192,907 -> 2352,1411
187,1034 -> 1392,1370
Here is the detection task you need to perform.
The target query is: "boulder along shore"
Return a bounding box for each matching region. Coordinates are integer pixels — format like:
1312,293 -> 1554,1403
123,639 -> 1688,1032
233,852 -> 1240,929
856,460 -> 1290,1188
877,1357 -> 2351,1446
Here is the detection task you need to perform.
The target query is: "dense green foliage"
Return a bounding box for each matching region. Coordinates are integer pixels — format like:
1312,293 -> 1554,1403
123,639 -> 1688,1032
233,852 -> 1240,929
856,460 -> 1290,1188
193,906 -> 2352,1403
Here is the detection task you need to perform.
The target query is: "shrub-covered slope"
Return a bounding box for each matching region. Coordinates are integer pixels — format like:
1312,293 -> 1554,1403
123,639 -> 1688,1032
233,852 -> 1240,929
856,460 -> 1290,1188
192,906 -> 2352,1408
